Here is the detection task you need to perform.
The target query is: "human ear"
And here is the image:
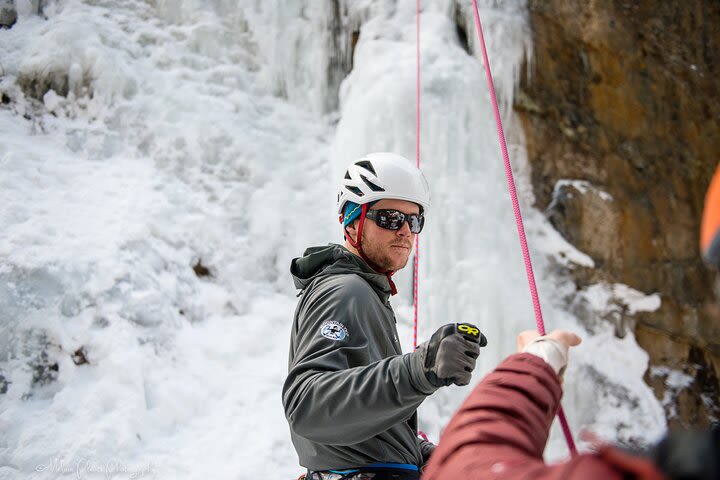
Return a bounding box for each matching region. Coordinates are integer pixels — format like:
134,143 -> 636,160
345,220 -> 358,243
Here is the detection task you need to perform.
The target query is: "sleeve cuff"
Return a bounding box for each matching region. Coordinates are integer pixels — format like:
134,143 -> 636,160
404,352 -> 438,395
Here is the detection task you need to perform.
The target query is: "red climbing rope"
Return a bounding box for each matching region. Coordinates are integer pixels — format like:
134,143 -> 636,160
413,0 -> 421,350
469,0 -> 577,456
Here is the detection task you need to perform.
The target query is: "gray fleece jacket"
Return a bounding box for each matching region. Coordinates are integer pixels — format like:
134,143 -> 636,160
282,244 -> 437,471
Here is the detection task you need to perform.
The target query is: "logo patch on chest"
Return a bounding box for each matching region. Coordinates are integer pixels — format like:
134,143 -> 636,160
320,320 -> 349,341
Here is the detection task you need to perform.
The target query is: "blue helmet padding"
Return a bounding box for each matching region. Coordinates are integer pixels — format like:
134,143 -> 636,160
343,201 -> 368,227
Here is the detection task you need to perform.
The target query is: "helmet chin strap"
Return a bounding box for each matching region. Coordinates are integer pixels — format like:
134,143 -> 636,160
344,204 -> 398,296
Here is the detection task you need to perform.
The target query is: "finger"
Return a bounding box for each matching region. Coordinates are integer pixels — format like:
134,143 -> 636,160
454,372 -> 471,386
465,349 -> 479,360
565,332 -> 582,347
549,330 -> 582,348
447,335 -> 478,355
460,336 -> 480,348
517,330 -> 540,351
459,353 -> 478,371
465,345 -> 480,360
461,338 -> 481,357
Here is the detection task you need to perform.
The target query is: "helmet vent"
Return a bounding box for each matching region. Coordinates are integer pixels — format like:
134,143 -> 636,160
355,160 -> 377,176
344,171 -> 351,180
347,185 -> 364,197
360,175 -> 385,192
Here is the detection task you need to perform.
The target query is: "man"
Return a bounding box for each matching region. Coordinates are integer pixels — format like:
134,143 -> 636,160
282,153 -> 486,480
423,166 -> 720,480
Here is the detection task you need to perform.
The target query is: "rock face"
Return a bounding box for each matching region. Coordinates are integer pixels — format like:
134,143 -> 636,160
0,0 -> 17,29
516,0 -> 720,427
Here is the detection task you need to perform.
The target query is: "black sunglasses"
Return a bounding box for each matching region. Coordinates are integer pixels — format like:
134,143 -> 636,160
366,209 -> 425,234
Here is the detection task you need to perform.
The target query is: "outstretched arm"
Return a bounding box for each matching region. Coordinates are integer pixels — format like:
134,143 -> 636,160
423,332 -> 625,480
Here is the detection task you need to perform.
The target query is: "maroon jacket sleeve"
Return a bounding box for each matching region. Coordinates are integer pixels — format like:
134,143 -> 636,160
422,353 -> 624,480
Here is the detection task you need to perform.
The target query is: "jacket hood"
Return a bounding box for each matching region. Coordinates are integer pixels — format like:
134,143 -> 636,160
290,244 -> 392,298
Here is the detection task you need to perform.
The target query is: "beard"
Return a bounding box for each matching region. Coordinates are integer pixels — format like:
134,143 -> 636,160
361,235 -> 413,272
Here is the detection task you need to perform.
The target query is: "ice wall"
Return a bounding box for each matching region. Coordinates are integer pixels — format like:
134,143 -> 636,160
1,1 -> 339,477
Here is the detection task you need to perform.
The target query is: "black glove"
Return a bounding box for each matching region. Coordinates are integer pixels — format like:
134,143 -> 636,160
412,323 -> 487,389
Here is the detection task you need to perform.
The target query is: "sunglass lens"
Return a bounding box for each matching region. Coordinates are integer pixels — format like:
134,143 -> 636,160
370,210 -> 424,233
409,215 -> 424,234
385,211 -> 404,230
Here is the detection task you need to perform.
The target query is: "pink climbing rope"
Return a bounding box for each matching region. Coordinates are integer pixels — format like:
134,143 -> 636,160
413,0 -> 421,350
470,0 -> 577,456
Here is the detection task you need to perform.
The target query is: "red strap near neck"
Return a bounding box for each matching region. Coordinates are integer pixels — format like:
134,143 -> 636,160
386,271 -> 398,296
344,204 -> 397,295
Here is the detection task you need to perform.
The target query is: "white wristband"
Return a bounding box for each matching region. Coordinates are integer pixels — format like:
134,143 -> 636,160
522,337 -> 568,377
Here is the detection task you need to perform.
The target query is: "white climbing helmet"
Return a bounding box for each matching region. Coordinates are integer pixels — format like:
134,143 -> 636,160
336,152 -> 431,214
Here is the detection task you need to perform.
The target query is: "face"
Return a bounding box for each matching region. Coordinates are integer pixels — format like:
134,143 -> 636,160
346,199 -> 420,271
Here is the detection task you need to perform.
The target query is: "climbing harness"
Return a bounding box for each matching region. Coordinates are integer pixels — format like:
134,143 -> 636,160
302,463 -> 421,480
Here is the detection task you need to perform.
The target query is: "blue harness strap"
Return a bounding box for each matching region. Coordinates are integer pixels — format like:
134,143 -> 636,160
366,463 -> 419,471
313,462 -> 420,479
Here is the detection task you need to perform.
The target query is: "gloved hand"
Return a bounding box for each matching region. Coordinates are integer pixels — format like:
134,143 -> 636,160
409,323 -> 487,391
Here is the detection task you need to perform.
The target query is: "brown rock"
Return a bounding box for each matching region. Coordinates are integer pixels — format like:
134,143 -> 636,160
0,0 -> 16,29
518,0 -> 720,427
